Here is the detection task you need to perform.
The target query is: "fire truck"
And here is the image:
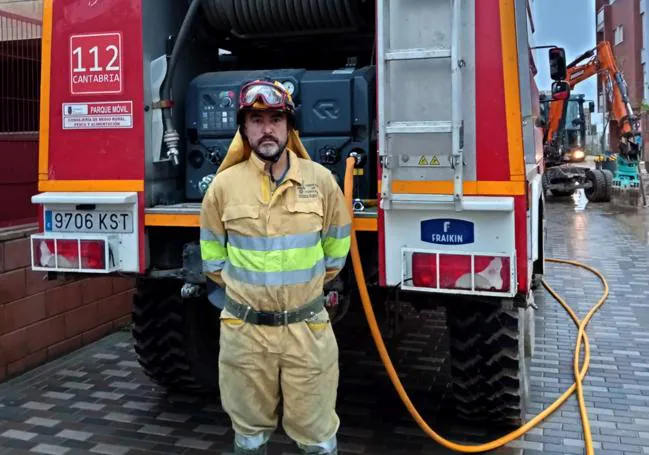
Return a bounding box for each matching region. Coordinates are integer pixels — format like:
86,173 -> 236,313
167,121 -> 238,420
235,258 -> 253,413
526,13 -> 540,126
30,0 -> 547,426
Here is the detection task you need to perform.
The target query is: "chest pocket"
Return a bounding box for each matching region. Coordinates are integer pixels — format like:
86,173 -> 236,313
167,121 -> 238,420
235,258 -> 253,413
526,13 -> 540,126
285,197 -> 324,233
221,204 -> 261,237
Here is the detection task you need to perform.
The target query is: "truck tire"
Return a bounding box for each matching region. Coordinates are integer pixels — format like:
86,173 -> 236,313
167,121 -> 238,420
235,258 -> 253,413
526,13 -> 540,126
132,278 -> 219,393
585,169 -> 608,202
601,169 -> 613,202
447,302 -> 530,426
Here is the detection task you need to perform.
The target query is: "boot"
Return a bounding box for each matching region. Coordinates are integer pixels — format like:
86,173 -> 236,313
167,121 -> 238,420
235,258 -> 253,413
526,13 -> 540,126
298,443 -> 337,454
234,443 -> 267,455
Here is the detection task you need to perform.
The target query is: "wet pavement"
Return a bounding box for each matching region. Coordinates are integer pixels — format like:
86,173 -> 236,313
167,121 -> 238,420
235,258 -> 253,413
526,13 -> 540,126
1,198 -> 649,454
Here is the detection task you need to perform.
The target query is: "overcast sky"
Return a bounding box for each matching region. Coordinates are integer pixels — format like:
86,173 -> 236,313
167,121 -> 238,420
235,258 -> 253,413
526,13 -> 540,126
532,0 -> 598,105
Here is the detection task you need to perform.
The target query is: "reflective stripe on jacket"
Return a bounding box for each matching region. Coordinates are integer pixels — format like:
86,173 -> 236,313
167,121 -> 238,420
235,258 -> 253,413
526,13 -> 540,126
199,149 -> 351,312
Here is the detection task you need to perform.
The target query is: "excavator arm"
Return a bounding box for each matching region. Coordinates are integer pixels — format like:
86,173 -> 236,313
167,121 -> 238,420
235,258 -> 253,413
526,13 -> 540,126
569,41 -> 641,155
545,41 -> 641,157
543,41 -> 645,206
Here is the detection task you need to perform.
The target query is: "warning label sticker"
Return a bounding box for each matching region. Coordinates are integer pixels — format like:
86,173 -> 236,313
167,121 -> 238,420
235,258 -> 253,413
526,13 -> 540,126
417,155 -> 442,166
62,101 -> 133,130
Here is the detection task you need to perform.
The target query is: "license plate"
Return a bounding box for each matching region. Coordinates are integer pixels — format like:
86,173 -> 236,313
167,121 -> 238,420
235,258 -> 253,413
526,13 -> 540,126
45,210 -> 133,234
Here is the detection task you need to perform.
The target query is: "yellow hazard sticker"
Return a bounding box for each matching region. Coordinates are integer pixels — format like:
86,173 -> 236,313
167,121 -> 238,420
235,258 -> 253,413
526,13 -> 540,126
417,155 -> 441,166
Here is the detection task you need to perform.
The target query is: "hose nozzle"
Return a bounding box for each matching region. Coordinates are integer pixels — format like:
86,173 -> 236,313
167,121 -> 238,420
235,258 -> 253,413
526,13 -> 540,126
163,129 -> 181,166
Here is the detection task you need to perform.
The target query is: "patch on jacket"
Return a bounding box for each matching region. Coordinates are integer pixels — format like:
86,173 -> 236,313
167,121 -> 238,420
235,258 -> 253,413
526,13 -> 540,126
297,183 -> 319,200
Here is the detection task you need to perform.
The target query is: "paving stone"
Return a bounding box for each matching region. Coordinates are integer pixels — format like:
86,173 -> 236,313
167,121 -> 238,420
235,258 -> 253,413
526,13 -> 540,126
30,443 -> 70,455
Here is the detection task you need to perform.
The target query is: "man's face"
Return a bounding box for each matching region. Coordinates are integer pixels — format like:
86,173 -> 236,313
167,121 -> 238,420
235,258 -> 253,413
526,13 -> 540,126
243,110 -> 289,160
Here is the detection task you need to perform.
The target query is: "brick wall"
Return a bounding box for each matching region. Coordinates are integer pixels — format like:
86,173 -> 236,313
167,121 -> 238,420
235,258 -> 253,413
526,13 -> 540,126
0,224 -> 135,382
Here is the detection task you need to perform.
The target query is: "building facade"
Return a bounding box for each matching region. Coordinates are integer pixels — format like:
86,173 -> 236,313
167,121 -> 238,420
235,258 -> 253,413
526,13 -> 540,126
596,0 -> 647,152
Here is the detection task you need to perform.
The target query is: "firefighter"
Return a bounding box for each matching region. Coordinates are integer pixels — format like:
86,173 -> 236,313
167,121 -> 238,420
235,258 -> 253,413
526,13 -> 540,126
199,79 -> 351,455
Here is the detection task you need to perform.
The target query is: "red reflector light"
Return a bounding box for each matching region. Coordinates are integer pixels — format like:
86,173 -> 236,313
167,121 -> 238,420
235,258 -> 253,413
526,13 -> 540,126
80,240 -> 106,269
412,253 -> 438,288
32,238 -> 55,267
31,237 -> 107,270
474,255 -> 511,292
56,239 -> 80,268
411,253 -> 511,293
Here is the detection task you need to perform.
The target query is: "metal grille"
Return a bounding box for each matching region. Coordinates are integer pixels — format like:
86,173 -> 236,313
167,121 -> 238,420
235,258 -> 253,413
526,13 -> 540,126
0,0 -> 43,134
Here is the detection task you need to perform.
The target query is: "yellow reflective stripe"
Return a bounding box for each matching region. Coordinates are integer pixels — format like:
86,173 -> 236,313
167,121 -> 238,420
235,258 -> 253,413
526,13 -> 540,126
201,240 -> 228,261
225,260 -> 325,286
227,244 -> 324,273
322,236 -> 351,259
322,223 -> 351,259
200,227 -> 228,261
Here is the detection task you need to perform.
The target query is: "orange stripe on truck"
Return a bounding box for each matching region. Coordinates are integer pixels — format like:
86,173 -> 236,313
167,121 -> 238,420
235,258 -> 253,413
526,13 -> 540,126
38,0 -> 53,181
145,214 -> 378,232
38,180 -> 144,192
499,0 -> 526,180
388,180 -> 526,196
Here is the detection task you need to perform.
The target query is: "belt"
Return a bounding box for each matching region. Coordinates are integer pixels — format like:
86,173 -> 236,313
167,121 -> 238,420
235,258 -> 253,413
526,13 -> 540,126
223,294 -> 325,326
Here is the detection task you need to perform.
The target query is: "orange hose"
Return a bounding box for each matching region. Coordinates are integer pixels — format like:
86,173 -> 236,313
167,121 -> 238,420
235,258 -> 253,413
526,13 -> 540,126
343,157 -> 607,453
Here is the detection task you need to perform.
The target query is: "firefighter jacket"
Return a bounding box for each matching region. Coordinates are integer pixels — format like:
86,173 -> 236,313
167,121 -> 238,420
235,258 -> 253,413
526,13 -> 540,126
199,130 -> 351,313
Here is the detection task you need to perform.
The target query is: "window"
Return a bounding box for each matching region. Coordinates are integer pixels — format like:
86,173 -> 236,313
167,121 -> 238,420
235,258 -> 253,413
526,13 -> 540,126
614,25 -> 624,45
597,9 -> 605,31
564,100 -> 583,131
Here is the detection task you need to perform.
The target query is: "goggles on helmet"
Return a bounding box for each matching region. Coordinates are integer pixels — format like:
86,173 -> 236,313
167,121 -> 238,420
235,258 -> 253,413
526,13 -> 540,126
239,80 -> 294,111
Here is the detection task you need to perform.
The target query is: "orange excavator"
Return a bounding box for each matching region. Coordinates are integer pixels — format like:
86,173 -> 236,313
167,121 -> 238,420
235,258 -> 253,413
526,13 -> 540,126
541,41 -> 643,204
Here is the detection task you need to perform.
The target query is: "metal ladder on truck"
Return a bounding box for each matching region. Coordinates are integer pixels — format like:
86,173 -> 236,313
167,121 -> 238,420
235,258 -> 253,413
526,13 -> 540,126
377,0 -> 466,212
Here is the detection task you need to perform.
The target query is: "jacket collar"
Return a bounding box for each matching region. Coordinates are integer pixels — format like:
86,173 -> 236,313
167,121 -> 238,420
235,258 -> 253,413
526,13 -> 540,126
248,148 -> 303,185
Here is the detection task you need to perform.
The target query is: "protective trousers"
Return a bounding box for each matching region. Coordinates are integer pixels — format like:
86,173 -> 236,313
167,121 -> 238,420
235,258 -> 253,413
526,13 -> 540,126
219,307 -> 340,454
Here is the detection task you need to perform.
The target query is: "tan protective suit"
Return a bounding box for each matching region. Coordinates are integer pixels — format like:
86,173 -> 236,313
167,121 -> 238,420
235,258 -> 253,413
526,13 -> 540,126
200,128 -> 351,453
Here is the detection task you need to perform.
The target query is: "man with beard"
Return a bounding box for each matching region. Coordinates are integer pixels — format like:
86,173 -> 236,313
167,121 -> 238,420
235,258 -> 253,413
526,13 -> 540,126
199,79 -> 351,455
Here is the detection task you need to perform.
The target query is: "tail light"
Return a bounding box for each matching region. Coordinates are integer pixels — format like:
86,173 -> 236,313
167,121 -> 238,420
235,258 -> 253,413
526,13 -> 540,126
31,235 -> 116,272
412,252 -> 511,293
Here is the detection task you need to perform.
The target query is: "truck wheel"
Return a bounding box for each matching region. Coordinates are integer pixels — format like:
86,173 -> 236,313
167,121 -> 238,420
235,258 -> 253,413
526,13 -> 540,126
601,169 -> 613,202
585,169 -> 608,202
132,278 -> 219,393
447,302 -> 530,426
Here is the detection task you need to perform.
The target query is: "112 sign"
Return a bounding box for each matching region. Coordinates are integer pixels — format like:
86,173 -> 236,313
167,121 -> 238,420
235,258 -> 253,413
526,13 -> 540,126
69,32 -> 123,94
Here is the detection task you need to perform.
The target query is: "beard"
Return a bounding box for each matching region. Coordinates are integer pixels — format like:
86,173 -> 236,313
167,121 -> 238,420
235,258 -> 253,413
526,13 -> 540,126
251,135 -> 287,162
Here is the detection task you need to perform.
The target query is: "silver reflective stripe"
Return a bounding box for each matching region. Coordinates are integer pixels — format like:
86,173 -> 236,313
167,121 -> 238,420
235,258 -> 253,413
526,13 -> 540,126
324,224 -> 351,239
228,231 -> 320,251
325,256 -> 346,269
225,259 -> 325,285
203,259 -> 226,272
200,227 -> 226,245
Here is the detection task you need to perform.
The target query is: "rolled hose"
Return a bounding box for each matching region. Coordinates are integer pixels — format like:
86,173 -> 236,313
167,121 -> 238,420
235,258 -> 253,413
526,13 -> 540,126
201,0 -> 363,35
343,156 -> 606,454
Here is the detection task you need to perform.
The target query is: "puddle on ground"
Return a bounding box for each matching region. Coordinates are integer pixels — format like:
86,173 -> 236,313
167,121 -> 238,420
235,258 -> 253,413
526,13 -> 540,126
572,188 -> 589,212
549,187 -> 649,245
